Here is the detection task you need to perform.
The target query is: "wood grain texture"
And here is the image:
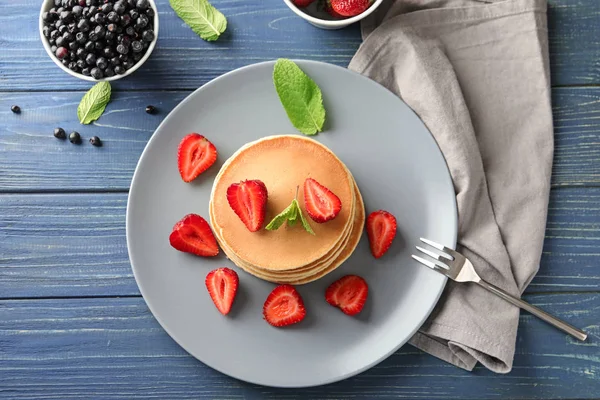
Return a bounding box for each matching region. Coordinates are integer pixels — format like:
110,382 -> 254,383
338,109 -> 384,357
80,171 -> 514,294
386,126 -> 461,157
0,188 -> 598,298
2,87 -> 600,191
0,0 -> 598,91
0,295 -> 598,399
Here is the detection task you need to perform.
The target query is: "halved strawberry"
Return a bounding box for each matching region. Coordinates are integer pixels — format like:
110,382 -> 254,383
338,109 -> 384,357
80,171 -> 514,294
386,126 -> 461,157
205,268 -> 239,315
366,210 -> 397,258
330,0 -> 371,17
263,284 -> 306,327
169,214 -> 219,257
178,133 -> 217,183
227,180 -> 268,232
292,0 -> 316,7
303,178 -> 342,223
325,275 -> 368,316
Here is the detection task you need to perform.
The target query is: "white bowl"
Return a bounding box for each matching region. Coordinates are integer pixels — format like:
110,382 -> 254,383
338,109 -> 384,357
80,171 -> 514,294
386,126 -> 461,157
39,0 -> 159,82
283,0 -> 383,30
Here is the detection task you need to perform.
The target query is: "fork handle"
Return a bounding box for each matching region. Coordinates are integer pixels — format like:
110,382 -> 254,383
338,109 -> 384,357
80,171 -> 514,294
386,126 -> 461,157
476,279 -> 587,341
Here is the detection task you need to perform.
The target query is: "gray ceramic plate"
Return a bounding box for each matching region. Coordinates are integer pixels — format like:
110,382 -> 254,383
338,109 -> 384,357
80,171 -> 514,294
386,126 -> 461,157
127,60 -> 457,388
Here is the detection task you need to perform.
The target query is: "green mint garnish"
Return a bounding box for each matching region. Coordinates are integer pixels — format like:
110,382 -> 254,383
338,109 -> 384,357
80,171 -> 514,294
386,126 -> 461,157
77,81 -> 111,125
170,0 -> 227,42
265,188 -> 315,235
273,58 -> 326,136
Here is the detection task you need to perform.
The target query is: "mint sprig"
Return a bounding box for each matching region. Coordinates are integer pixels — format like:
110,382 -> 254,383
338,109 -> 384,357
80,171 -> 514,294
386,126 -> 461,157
77,81 -> 111,125
273,59 -> 326,136
170,0 -> 227,42
265,188 -> 315,235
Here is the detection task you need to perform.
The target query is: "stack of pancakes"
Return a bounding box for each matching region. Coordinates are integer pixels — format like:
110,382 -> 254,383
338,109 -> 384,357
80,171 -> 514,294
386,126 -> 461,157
209,135 -> 365,285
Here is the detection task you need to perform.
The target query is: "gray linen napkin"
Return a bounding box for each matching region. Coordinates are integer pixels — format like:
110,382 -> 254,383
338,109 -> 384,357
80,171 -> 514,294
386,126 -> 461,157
349,0 -> 553,373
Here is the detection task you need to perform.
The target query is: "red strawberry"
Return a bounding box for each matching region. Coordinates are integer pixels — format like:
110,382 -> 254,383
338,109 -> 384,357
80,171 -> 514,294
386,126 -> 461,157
303,178 -> 342,223
325,275 -> 368,316
205,268 -> 239,315
263,284 -> 306,327
178,133 -> 217,183
292,0 -> 316,7
366,210 -> 397,258
325,0 -> 345,18
330,0 -> 371,17
169,214 -> 219,257
227,180 -> 268,232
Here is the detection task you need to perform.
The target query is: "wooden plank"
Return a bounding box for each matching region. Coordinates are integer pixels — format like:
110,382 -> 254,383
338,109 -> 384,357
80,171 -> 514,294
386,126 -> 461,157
0,188 -> 598,298
0,294 -> 598,399
0,0 -> 598,91
2,87 -> 600,192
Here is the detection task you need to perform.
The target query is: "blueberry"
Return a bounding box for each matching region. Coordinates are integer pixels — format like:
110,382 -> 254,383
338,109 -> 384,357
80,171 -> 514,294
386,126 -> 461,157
69,41 -> 79,50
123,58 -> 134,69
141,29 -> 154,42
58,24 -> 69,34
119,35 -> 131,46
136,0 -> 149,10
54,19 -> 65,29
125,26 -> 135,36
107,23 -> 118,33
43,26 -> 51,38
69,50 -> 77,60
90,67 -> 104,79
94,41 -> 103,51
42,11 -> 55,22
131,40 -> 142,53
50,30 -> 60,41
76,47 -> 86,58
114,65 -> 125,74
11,105 -> 21,114
94,12 -> 105,24
116,43 -> 129,54
127,0 -> 136,7
54,0 -> 61,6
129,9 -> 139,20
103,47 -> 115,58
61,0 -> 69,7
77,59 -> 86,69
133,52 -> 143,62
56,36 -> 65,47
55,46 -> 68,59
114,1 -> 127,14
120,14 -> 131,26
85,0 -> 98,6
145,105 -> 157,114
96,56 -> 108,69
68,61 -> 78,71
62,59 -> 70,67
79,0 -> 86,6
101,3 -> 112,13
67,22 -> 77,34
118,53 -> 128,62
89,136 -> 102,146
51,45 -> 58,53
110,56 -> 120,66
54,127 -> 67,139
72,5 -> 83,16
76,31 -> 87,43
107,11 -> 119,23
104,31 -> 115,41
77,18 -> 91,32
135,14 -> 148,29
104,67 -> 115,77
81,67 -> 91,76
87,5 -> 98,16
63,32 -> 74,42
84,41 -> 94,52
94,25 -> 105,38
145,7 -> 154,18
85,53 -> 96,65
69,131 -> 82,144
60,10 -> 73,22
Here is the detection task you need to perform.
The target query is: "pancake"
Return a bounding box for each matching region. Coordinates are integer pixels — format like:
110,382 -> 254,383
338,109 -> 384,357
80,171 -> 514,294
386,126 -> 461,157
217,182 -> 365,284
210,135 -> 355,271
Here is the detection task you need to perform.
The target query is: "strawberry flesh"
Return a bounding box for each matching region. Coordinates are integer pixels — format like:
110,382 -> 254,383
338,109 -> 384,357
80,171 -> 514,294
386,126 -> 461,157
227,180 -> 268,232
169,214 -> 219,257
304,178 -> 342,223
325,275 -> 368,316
178,133 -> 217,183
366,210 -> 397,258
330,0 -> 371,17
205,268 -> 239,315
263,284 -> 306,327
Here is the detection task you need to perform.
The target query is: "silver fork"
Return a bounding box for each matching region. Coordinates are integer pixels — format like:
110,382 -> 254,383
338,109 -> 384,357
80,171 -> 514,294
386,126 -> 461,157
412,238 -> 588,341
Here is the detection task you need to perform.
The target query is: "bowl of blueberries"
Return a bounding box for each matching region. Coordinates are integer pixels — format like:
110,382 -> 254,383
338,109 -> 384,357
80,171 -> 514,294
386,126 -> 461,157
39,0 -> 158,81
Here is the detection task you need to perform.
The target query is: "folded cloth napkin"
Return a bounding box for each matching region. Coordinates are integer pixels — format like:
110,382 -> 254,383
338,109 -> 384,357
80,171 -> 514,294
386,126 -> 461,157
349,0 -> 553,373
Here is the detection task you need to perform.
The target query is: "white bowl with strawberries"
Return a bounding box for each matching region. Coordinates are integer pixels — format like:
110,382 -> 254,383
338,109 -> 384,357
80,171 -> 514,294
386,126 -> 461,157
283,0 -> 383,29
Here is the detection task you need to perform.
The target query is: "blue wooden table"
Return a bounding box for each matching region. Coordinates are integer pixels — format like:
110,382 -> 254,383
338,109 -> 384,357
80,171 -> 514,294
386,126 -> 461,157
1,1 -> 599,398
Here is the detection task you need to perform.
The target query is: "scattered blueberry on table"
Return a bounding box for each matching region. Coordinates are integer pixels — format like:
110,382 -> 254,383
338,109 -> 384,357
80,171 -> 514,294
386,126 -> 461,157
69,131 -> 82,144
10,105 -> 21,113
42,0 -> 155,80
54,127 -> 67,139
89,136 -> 102,146
145,105 -> 157,114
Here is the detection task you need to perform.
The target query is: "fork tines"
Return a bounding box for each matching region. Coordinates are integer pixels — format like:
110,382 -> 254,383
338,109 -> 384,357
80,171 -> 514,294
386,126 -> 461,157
411,238 -> 453,275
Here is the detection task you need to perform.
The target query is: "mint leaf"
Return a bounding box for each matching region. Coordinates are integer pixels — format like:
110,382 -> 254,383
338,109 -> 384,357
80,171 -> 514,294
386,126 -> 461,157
265,199 -> 314,235
170,0 -> 227,42
77,81 -> 111,125
273,59 -> 326,136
